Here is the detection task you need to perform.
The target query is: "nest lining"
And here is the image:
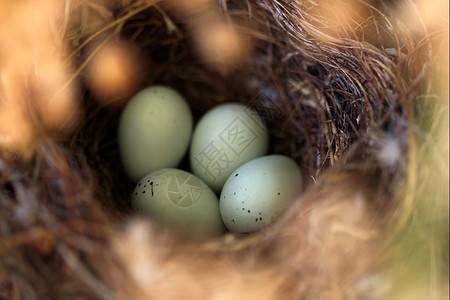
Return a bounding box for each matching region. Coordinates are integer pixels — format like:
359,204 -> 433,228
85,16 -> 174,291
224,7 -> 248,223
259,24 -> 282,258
71,0 -> 412,212
1,0 -> 447,299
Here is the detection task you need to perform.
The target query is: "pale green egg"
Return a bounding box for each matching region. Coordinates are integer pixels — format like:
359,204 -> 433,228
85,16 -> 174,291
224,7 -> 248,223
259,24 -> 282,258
132,169 -> 225,238
219,155 -> 302,233
118,85 -> 193,182
190,103 -> 269,192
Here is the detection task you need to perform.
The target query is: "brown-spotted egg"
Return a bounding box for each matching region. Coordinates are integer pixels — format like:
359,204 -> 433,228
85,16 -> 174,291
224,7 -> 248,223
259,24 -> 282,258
132,168 -> 225,238
219,155 -> 302,233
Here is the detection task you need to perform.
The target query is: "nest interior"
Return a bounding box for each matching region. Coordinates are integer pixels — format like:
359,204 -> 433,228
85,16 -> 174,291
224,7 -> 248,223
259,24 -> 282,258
0,0 -> 448,299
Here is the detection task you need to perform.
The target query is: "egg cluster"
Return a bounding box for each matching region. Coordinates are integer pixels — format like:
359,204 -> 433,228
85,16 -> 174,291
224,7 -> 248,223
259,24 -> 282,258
119,85 -> 303,238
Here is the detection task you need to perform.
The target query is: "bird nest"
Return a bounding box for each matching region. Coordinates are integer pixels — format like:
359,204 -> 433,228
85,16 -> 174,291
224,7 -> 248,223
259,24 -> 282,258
0,0 -> 448,299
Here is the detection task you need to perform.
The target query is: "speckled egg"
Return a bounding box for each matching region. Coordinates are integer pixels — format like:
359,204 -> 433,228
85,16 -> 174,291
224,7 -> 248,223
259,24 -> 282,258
132,168 -> 225,238
190,103 -> 269,192
119,85 -> 193,182
219,155 -> 302,233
